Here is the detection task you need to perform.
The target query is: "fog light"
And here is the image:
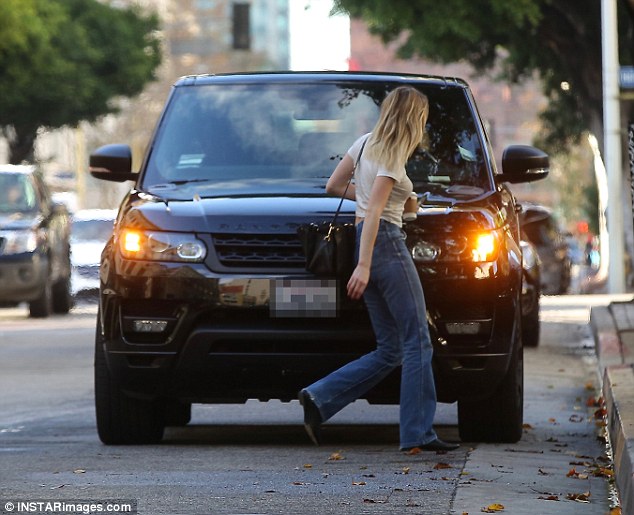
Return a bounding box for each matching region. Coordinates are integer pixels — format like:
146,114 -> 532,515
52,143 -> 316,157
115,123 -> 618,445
445,322 -> 482,335
133,320 -> 169,333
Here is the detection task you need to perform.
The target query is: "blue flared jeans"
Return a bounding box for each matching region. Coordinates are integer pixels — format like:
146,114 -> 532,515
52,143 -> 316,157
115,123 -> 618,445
305,219 -> 438,449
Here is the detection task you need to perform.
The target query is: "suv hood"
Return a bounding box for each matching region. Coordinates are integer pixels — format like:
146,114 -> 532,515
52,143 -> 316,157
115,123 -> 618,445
0,212 -> 39,230
125,188 -> 356,233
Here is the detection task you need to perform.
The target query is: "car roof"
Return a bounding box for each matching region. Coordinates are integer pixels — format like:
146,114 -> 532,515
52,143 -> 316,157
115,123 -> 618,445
174,71 -> 469,89
0,164 -> 36,175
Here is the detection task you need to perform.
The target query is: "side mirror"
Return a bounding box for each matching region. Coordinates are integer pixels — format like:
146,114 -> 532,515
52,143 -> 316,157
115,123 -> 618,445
497,145 -> 549,184
89,144 -> 137,182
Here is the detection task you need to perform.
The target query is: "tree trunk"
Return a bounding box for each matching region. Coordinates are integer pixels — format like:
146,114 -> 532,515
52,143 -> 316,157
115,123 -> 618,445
2,126 -> 38,165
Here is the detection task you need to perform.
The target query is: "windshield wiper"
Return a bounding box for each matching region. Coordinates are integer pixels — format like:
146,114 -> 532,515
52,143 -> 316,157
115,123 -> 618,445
150,178 -> 212,188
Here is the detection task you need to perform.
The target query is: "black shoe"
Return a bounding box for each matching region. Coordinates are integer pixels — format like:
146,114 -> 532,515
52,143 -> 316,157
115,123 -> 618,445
404,439 -> 460,453
298,389 -> 322,445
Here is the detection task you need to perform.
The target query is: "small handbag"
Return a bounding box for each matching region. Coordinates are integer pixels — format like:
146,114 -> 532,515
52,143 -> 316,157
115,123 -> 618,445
297,138 -> 368,278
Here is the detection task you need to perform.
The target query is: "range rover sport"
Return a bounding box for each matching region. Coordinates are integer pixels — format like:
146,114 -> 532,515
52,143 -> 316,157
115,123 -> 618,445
90,72 -> 549,444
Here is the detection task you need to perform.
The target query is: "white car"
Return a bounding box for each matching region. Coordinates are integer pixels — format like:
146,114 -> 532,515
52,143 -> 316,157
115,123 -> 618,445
70,209 -> 117,296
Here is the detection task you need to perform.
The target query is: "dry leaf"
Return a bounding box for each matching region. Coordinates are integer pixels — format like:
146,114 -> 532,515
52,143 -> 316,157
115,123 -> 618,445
402,467 -> 410,474
566,491 -> 591,502
406,447 -> 422,455
303,464 -> 312,469
481,503 -> 505,512
328,452 -> 344,461
73,469 -> 86,474
434,462 -> 452,470
592,467 -> 614,478
538,495 -> 559,501
522,423 -> 533,430
610,507 -> 622,514
352,481 -> 366,486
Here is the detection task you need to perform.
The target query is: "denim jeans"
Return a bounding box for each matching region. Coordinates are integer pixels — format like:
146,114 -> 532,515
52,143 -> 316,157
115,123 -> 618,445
304,219 -> 438,449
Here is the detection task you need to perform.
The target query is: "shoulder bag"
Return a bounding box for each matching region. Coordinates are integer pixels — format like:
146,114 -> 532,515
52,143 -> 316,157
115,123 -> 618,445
297,137 -> 368,279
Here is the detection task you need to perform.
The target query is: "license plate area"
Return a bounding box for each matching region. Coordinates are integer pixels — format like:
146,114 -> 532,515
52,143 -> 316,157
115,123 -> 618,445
270,279 -> 338,318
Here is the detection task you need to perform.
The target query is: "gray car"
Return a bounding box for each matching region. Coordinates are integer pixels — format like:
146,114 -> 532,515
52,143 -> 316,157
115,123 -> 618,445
520,204 -> 571,295
0,165 -> 72,317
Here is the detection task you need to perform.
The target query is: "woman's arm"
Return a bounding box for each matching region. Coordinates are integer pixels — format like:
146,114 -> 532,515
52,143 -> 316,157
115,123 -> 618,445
326,154 -> 356,200
347,175 -> 395,300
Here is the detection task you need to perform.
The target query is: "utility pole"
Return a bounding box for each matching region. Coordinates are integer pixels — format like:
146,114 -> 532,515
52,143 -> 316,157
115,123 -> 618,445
602,0 -> 626,293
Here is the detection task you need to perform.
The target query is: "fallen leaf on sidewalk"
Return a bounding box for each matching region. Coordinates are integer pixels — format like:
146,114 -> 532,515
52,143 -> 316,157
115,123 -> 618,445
328,452 -> 344,461
434,462 -> 452,470
537,495 -> 559,501
566,491 -> 591,502
481,503 -> 505,512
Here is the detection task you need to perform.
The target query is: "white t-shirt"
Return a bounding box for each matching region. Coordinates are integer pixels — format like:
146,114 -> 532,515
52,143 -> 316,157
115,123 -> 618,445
348,133 -> 413,227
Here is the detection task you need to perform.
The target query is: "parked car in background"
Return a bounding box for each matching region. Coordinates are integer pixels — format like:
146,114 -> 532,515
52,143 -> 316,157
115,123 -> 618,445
520,239 -> 541,348
520,204 -> 571,295
0,165 -> 72,317
70,209 -> 117,296
89,71 -> 549,445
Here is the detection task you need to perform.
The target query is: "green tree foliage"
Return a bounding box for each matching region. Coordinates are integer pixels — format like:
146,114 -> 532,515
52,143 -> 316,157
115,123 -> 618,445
334,0 -> 634,157
0,0 -> 161,164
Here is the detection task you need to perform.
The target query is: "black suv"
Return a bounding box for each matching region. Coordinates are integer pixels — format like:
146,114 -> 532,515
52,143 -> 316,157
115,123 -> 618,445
90,72 -> 548,445
0,165 -> 72,317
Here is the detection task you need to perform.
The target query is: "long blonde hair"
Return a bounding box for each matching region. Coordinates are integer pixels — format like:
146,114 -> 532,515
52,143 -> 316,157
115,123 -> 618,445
366,86 -> 429,172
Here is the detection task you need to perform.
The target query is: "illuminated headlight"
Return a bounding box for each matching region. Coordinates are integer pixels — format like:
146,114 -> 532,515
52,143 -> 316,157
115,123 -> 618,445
411,240 -> 441,262
119,229 -> 206,262
0,229 -> 38,254
470,231 -> 501,262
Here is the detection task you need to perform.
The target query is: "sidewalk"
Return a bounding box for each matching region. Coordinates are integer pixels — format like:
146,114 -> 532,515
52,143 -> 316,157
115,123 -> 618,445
590,298 -> 634,514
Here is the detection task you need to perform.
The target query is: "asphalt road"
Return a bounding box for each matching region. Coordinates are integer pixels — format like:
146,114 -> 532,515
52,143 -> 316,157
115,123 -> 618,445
0,296 -> 623,514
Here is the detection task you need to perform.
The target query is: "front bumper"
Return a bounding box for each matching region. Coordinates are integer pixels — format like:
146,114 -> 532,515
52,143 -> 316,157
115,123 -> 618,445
99,254 -> 519,404
0,253 -> 48,303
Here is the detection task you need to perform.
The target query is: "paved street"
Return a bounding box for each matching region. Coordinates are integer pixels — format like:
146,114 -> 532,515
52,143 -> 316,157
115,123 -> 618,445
0,296 -> 623,514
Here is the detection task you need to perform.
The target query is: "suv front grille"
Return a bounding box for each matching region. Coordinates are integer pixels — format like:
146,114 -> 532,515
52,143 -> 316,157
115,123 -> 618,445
212,233 -> 305,268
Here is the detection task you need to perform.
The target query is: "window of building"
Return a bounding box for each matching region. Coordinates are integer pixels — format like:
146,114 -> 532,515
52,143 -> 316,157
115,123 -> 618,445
232,3 -> 250,50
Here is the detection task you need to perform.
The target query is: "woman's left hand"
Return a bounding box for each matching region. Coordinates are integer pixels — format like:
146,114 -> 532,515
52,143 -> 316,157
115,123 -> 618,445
347,264 -> 370,299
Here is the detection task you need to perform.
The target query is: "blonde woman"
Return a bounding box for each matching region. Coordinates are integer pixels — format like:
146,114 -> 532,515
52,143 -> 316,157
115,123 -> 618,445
299,86 -> 459,452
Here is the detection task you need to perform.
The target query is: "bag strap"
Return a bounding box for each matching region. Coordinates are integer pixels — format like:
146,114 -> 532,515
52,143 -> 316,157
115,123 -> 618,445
332,136 -> 368,225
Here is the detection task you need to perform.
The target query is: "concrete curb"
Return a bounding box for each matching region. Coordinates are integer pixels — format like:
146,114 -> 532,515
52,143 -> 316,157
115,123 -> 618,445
603,365 -> 634,515
590,302 -> 634,514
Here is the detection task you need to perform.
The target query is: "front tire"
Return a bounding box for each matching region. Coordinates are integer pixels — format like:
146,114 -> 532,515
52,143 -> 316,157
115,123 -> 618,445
458,311 -> 524,443
52,274 -> 72,314
94,315 -> 165,444
29,276 -> 52,318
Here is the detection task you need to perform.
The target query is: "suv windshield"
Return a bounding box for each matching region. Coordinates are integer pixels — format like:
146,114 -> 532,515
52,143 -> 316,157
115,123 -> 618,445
144,82 -> 490,195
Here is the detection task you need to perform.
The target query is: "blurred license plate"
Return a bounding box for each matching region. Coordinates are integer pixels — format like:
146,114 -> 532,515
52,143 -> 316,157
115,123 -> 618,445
270,279 -> 338,318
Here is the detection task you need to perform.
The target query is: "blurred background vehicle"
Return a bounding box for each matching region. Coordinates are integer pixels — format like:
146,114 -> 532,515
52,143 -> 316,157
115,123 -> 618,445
70,209 -> 117,297
520,239 -> 541,348
520,204 -> 572,295
0,165 -> 72,317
